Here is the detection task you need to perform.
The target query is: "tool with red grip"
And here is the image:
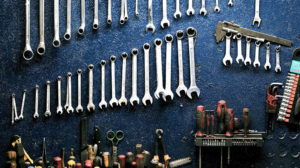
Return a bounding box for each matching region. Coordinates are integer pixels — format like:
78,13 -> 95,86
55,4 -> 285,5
196,106 -> 206,137
225,108 -> 234,137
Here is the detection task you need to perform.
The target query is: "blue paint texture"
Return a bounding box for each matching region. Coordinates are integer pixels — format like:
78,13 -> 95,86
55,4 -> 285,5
0,0 -> 300,167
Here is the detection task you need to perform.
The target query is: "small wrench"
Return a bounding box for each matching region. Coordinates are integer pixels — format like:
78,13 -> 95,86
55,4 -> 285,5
264,42 -> 271,70
275,45 -> 281,73
135,0 -> 139,17
76,69 -> 84,113
120,0 -> 125,24
57,76 -> 63,115
146,0 -> 155,33
252,0 -> 261,27
174,0 -> 182,19
67,72 -> 74,113
142,43 -> 153,106
87,64 -> 96,112
253,41 -> 261,68
163,34 -> 174,102
64,75 -> 69,110
12,94 -> 18,124
199,0 -> 207,16
23,0 -> 34,60
244,37 -> 252,66
78,0 -> 85,34
154,38 -> 165,99
99,60 -> 108,109
107,0 -> 112,24
64,0 -> 71,40
109,56 -> 118,108
45,81 -> 51,117
119,52 -> 128,106
186,27 -> 200,99
33,85 -> 39,119
223,33 -> 233,66
130,48 -> 140,106
161,0 -> 170,29
93,0 -> 99,29
236,33 -> 244,64
214,0 -> 220,13
18,90 -> 27,120
175,30 -> 187,97
53,0 -> 61,47
186,0 -> 195,16
37,0 -> 45,55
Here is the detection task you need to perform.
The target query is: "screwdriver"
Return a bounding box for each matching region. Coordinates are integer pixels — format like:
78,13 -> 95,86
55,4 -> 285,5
118,154 -> 126,168
103,152 -> 111,168
242,108 -> 250,138
126,152 -> 134,168
142,150 -> 151,167
225,108 -> 234,137
76,163 -> 82,168
233,117 -> 239,134
217,100 -> 227,133
53,157 -> 62,168
196,106 -> 206,137
136,154 -> 145,168
205,110 -> 210,137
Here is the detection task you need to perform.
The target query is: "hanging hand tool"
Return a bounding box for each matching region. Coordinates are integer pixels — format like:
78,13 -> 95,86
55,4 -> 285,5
42,138 -> 49,168
151,129 -> 171,168
93,126 -> 103,157
136,154 -> 145,168
233,118 -> 239,133
103,152 -> 111,168
53,157 -> 62,168
126,152 -> 134,167
217,100 -> 227,133
225,108 -> 234,137
106,130 -> 124,164
242,108 -> 250,138
196,106 -> 205,137
10,135 -> 33,166
80,117 -> 89,166
118,155 -> 126,168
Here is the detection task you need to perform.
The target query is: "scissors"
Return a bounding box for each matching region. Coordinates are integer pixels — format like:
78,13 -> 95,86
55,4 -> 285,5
106,130 -> 124,163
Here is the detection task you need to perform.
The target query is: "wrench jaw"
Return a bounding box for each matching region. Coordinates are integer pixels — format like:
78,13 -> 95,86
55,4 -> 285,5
142,94 -> 153,106
109,98 -> 119,108
214,6 -> 220,13
162,90 -> 174,102
275,65 -> 282,73
186,8 -> 195,16
23,45 -> 34,61
56,106 -> 63,115
253,61 -> 260,68
146,24 -> 156,34
76,105 -> 83,113
173,11 -> 182,19
87,103 -> 96,112
187,86 -> 200,99
244,58 -> 252,66
99,101 -> 107,110
223,57 -> 233,66
176,85 -> 188,97
33,113 -> 39,119
199,8 -> 207,16
67,106 -> 74,114
130,96 -> 140,106
264,63 -> 271,71
252,17 -> 261,27
44,111 -> 51,118
118,97 -> 128,106
154,88 -> 165,100
160,19 -> 170,29
228,0 -> 233,7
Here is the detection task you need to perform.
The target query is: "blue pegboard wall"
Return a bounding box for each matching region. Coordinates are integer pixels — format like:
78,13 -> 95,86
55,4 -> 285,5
0,0 -> 300,167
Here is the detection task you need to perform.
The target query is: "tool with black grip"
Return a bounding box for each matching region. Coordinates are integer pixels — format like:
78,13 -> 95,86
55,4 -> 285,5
80,117 -> 89,166
196,106 -> 206,137
217,100 -> 227,133
151,129 -> 171,167
242,108 -> 250,138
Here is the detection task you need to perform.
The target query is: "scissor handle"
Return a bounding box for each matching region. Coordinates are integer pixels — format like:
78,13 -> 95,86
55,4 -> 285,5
106,130 -> 124,145
106,130 -> 115,141
115,130 -> 124,142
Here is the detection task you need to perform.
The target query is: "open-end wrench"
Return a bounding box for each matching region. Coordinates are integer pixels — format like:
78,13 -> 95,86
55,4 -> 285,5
18,90 -> 27,120
214,0 -> 220,13
119,52 -> 128,106
64,74 -> 69,110
154,38 -> 165,99
135,0 -> 139,17
236,33 -> 244,64
163,34 -> 174,102
78,0 -> 85,34
142,43 -> 153,106
253,41 -> 261,68
174,0 -> 181,19
110,56 -> 118,108
264,42 -> 271,70
87,64 -> 96,112
160,0 -> 170,29
33,85 -> 39,119
107,0 -> 112,24
64,0 -> 71,40
93,0 -> 99,29
175,30 -> 187,97
53,0 -> 61,47
23,0 -> 34,60
120,0 -> 125,24
222,33 -> 233,66
252,0 -> 261,27
244,37 -> 252,66
275,45 -> 281,73
186,27 -> 200,99
45,81 -> 51,117
57,76 -> 63,115
37,0 -> 45,55
130,48 -> 140,106
199,0 -> 207,16
146,0 -> 155,33
228,0 -> 233,7
67,72 -> 74,113
186,0 -> 195,16
99,60 -> 108,109
76,69 -> 83,113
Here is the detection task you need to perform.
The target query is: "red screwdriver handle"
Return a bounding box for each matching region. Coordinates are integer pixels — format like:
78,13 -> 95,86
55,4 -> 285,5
225,108 -> 234,137
196,106 -> 206,137
53,157 -> 62,168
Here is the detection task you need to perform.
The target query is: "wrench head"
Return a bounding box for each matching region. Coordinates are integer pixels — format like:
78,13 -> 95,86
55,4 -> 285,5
37,42 -> 46,55
228,1 -> 233,7
244,58 -> 252,66
222,55 -> 233,66
253,61 -> 260,68
187,86 -> 200,99
120,18 -> 125,25
76,105 -> 83,113
214,6 -> 221,13
160,19 -> 170,29
173,11 -> 182,19
64,32 -> 71,41
146,23 -> 156,34
87,103 -> 96,112
56,106 -> 63,115
44,111 -> 51,117
118,97 -> 128,106
199,8 -> 207,16
78,25 -> 85,35
67,106 -> 74,114
52,39 -> 61,48
264,62 -> 271,71
252,17 -> 261,27
18,115 -> 24,120
130,96 -> 140,106
186,8 -> 195,16
162,90 -> 174,102
236,56 -> 245,64
275,66 -> 282,73
142,94 -> 153,106
99,101 -> 108,110
154,88 -> 165,100
109,98 -> 119,108
33,113 -> 39,119
176,84 -> 188,97
93,21 -> 99,30
23,44 -> 34,60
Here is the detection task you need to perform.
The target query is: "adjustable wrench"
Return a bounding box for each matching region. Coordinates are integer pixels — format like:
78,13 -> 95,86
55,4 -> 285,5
119,52 -> 128,106
33,85 -> 39,119
23,0 -> 34,60
19,90 -> 27,120
109,56 -> 118,108
130,48 -> 140,106
160,0 -> 170,29
199,0 -> 207,16
275,45 -> 281,73
76,69 -> 84,113
93,0 -> 99,29
87,64 -> 96,112
154,39 -> 165,99
163,34 -> 174,102
53,0 -> 61,47
99,60 -> 108,109
174,0 -> 182,19
57,76 -> 63,115
186,0 -> 195,16
175,30 -> 187,97
146,0 -> 155,33
253,41 -> 261,68
264,42 -> 271,70
252,0 -> 261,27
244,37 -> 252,66
228,0 -> 233,7
45,81 -> 51,117
78,0 -> 85,34
67,72 -> 74,113
222,33 -> 233,66
236,33 -> 244,64
107,0 -> 112,24
142,43 -> 153,106
64,0 -> 71,40
214,0 -> 220,13
186,27 -> 200,99
37,0 -> 45,55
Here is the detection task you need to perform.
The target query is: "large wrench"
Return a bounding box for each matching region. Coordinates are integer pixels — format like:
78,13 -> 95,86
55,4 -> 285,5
275,45 -> 281,73
76,69 -> 83,113
64,0 -> 71,40
244,37 -> 252,66
186,0 -> 195,16
53,0 -> 61,47
174,0 -> 182,19
186,27 -> 200,99
199,0 -> 207,16
160,0 -> 170,29
162,34 -> 174,102
37,0 -> 45,55
264,42 -> 271,70
119,53 -> 128,106
109,56 -> 118,107
107,0 -> 112,24
57,76 -> 63,115
154,39 -> 165,99
252,0 -> 261,27
146,0 -> 155,33
253,41 -> 261,68
87,64 -> 96,112
130,48 -> 140,106
78,0 -> 85,34
33,85 -> 39,119
236,33 -> 244,64
175,30 -> 187,97
93,0 -> 99,29
45,81 -> 51,117
99,61 -> 108,109
222,33 -> 233,66
67,72 -> 74,113
142,43 -> 153,106
23,0 -> 34,60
